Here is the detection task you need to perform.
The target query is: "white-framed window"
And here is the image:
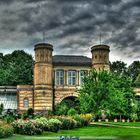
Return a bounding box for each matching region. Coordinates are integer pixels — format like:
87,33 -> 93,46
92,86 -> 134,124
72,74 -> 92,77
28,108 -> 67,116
55,70 -> 64,86
68,70 -> 76,86
23,97 -> 29,107
80,70 -> 88,85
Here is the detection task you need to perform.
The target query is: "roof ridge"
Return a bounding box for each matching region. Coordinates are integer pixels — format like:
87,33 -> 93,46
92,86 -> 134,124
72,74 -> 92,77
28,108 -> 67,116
53,55 -> 90,58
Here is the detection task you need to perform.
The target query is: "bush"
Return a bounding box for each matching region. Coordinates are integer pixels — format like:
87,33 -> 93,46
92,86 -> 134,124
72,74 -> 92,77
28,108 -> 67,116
73,115 -> 89,127
67,108 -> 78,116
0,103 -> 4,115
35,117 -> 49,131
3,115 -> 15,123
55,116 -> 77,130
27,108 -> 34,119
35,117 -> 61,132
0,121 -> 14,138
12,119 -> 43,135
54,103 -> 69,115
80,113 -> 93,123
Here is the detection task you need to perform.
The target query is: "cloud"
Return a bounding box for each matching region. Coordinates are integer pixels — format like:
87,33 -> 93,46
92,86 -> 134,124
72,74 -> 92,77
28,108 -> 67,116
0,0 -> 139,65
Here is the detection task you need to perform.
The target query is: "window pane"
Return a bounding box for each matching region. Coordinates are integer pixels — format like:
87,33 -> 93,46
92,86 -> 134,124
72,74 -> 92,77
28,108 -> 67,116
55,70 -> 64,85
68,70 -> 76,85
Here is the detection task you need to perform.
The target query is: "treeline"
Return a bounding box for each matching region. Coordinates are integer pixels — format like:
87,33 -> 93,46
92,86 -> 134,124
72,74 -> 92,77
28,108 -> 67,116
0,50 -> 33,86
110,61 -> 140,87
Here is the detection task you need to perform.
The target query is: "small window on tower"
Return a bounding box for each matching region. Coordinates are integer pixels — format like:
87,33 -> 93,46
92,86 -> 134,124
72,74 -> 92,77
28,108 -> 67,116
95,55 -> 97,59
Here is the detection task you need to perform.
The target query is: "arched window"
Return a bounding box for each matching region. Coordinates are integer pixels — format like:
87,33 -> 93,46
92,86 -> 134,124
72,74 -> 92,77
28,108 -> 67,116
23,97 -> 29,107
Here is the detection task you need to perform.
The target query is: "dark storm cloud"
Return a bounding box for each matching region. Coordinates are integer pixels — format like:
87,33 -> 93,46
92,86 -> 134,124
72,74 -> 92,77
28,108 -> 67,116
0,0 -> 139,64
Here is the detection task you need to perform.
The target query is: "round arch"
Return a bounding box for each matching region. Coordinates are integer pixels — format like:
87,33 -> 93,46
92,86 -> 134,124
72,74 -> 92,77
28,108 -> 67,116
58,92 -> 79,104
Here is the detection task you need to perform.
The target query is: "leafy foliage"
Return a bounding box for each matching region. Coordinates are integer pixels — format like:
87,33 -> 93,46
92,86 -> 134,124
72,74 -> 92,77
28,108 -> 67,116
67,108 -> 78,116
54,98 -> 79,115
0,121 -> 14,138
12,119 -> 43,135
134,73 -> 140,87
54,116 -> 77,130
127,61 -> 140,86
0,103 -> 4,115
0,50 -> 33,85
110,61 -> 127,75
78,69 -> 137,120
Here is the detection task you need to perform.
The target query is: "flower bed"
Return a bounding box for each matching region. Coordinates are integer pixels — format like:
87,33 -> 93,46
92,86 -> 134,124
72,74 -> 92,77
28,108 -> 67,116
54,116 -> 77,130
12,117 -> 62,135
0,121 -> 14,138
12,119 -> 43,135
35,117 -> 61,132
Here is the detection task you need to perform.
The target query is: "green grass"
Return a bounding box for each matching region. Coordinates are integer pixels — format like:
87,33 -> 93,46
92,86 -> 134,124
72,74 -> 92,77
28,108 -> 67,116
1,124 -> 140,140
96,122 -> 140,127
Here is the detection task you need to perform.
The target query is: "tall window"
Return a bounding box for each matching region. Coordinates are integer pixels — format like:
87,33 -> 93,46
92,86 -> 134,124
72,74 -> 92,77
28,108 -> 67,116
80,70 -> 88,85
23,97 -> 29,107
55,70 -> 64,86
68,70 -> 76,86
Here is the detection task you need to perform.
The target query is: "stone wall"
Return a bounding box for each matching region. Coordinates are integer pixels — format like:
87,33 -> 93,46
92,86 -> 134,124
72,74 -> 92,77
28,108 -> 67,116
17,85 -> 33,112
54,86 -> 79,105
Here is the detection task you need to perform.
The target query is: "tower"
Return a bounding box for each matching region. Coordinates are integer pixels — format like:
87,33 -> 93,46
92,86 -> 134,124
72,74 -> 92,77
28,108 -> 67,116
34,43 -> 53,111
91,45 -> 110,71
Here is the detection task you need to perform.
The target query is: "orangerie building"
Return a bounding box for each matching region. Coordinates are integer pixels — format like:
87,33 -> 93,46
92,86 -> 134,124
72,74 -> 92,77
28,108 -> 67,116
0,43 -> 139,112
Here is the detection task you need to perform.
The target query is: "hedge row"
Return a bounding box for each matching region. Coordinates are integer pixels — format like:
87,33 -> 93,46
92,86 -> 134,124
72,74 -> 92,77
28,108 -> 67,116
12,115 -> 91,135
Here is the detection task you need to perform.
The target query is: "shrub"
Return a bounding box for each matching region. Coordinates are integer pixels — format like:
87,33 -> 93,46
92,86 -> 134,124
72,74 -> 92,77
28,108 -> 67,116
80,113 -> 93,123
35,117 -> 61,132
12,119 -> 43,135
55,116 -> 77,130
0,121 -> 14,138
54,103 -> 69,115
67,108 -> 78,116
47,119 -> 62,132
35,117 -> 48,131
73,115 -> 89,127
3,115 -> 15,124
0,103 -> 4,115
27,108 -> 34,119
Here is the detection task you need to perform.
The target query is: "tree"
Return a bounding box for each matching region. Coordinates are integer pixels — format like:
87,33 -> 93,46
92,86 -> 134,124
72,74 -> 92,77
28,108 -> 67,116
0,103 -> 4,115
110,61 -> 127,75
127,61 -> 140,86
134,73 -> 140,87
78,69 -> 137,120
0,50 -> 34,85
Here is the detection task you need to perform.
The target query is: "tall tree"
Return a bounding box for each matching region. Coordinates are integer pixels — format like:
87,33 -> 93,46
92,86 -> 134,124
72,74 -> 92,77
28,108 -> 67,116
134,73 -> 140,87
78,70 -> 137,119
127,61 -> 140,86
0,50 -> 34,86
110,61 -> 127,75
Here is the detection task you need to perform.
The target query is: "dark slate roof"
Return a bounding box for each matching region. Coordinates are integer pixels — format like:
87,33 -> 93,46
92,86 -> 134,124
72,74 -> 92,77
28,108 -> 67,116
52,55 -> 92,67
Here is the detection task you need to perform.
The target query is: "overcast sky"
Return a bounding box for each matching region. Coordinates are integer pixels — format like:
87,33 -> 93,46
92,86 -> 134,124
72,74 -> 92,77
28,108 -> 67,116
0,0 -> 140,65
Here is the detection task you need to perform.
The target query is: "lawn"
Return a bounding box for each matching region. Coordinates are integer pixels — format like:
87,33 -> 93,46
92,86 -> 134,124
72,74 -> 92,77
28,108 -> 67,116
1,124 -> 140,140
95,122 -> 140,127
